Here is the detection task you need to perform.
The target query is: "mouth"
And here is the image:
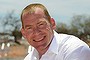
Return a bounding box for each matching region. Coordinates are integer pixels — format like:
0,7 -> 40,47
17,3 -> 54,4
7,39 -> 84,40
33,36 -> 46,42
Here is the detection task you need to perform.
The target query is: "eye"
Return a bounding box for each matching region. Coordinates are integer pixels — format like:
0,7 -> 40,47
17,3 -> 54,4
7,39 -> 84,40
26,26 -> 32,30
38,23 -> 44,27
38,22 -> 47,29
27,27 -> 32,29
39,23 -> 44,26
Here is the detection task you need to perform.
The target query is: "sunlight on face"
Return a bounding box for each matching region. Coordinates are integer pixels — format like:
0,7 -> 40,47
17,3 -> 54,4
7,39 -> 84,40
22,13 -> 54,50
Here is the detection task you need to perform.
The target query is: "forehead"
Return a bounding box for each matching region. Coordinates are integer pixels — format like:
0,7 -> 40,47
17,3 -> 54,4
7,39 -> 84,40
22,7 -> 45,20
23,13 -> 45,20
22,13 -> 48,25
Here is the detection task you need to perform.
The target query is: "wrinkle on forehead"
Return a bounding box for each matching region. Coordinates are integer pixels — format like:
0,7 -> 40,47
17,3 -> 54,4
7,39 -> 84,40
22,7 -> 46,20
22,13 -> 47,21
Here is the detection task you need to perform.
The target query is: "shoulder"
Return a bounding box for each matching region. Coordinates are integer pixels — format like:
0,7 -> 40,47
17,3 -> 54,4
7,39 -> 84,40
54,31 -> 89,49
58,33 -> 89,48
54,31 -> 89,48
57,34 -> 90,60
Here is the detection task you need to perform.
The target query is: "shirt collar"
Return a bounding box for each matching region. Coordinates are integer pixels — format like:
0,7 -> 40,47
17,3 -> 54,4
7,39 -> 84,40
47,31 -> 59,54
32,48 -> 39,60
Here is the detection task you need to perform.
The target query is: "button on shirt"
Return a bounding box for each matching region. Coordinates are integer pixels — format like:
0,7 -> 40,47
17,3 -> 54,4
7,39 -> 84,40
24,31 -> 90,60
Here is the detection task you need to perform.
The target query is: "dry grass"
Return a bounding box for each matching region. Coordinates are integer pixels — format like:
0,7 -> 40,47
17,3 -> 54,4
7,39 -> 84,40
8,45 -> 27,58
0,44 -> 28,59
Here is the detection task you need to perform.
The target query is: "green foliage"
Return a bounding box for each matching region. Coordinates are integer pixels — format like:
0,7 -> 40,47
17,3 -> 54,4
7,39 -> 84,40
1,10 -> 22,44
56,14 -> 90,41
69,15 -> 90,41
56,23 -> 69,34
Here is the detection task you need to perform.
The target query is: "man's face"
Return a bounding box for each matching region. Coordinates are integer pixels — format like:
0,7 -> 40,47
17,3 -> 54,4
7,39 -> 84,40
21,10 -> 55,51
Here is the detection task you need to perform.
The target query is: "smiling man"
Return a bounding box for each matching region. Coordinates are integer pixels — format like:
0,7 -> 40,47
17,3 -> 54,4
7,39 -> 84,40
21,3 -> 90,60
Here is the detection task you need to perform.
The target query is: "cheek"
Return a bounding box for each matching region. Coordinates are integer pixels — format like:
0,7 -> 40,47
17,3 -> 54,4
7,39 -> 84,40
45,27 -> 53,39
46,26 -> 53,34
47,26 -> 54,39
25,34 -> 33,43
26,37 -> 34,46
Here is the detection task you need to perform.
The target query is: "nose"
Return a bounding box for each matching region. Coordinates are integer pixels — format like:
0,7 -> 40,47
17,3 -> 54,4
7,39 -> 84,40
33,27 -> 41,35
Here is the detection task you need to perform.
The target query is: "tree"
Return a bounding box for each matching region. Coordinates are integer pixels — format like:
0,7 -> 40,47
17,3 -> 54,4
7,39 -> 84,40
1,10 -> 22,44
70,15 -> 90,41
56,23 -> 69,34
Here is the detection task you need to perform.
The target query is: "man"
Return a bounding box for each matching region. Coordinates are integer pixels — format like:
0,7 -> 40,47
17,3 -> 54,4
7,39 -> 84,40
21,3 -> 90,60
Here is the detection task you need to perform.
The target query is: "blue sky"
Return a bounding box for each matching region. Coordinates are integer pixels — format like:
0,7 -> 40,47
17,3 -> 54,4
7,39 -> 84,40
0,0 -> 90,32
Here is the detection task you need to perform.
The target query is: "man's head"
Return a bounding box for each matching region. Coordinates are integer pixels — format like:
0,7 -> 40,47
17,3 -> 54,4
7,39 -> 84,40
21,3 -> 56,51
21,3 -> 51,27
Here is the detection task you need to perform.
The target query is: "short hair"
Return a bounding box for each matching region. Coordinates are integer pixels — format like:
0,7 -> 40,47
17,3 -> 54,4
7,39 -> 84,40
21,3 -> 51,27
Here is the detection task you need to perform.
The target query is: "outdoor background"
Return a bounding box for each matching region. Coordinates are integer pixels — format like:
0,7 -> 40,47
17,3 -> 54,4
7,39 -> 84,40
0,0 -> 90,60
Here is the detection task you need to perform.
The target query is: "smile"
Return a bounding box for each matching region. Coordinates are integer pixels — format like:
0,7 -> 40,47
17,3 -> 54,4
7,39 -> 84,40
33,36 -> 46,42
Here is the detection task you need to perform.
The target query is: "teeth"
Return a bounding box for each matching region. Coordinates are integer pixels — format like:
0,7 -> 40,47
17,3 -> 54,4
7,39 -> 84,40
34,36 -> 45,42
38,37 -> 44,40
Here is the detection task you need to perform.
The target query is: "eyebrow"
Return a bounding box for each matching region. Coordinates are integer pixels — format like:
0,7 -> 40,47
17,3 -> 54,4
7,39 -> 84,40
25,25 -> 32,28
37,21 -> 46,25
24,20 -> 46,28
37,21 -> 43,24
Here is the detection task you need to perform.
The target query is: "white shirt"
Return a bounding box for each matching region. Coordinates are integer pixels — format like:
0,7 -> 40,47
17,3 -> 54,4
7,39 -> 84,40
24,31 -> 90,60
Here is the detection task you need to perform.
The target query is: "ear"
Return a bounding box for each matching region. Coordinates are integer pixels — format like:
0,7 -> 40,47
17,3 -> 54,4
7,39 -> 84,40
50,18 -> 56,30
21,28 -> 27,39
